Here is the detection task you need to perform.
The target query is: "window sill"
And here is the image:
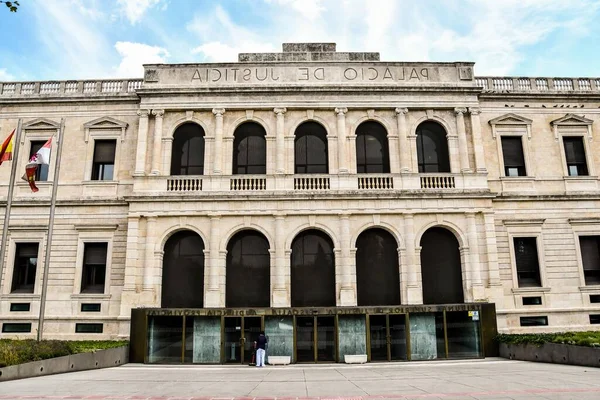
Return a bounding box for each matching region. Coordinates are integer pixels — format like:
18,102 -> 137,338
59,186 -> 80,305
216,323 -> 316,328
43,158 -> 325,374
511,287 -> 551,294
0,293 -> 41,300
70,294 -> 111,300
579,285 -> 600,293
563,175 -> 597,180
82,180 -> 117,185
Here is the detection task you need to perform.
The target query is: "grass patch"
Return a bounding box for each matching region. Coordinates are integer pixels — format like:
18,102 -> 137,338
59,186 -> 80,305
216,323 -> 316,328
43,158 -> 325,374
497,331 -> 600,348
0,340 -> 128,367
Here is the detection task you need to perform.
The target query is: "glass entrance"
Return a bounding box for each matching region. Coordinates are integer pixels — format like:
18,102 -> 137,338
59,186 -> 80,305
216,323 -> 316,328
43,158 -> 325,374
223,316 -> 262,364
295,316 -> 336,362
368,314 -> 407,361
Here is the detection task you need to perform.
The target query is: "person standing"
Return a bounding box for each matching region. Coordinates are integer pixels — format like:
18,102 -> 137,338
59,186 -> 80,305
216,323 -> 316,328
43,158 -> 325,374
255,331 -> 267,367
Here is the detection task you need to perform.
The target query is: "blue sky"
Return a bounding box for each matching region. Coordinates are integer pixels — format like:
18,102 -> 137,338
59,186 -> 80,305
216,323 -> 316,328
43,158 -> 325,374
1,0 -> 600,81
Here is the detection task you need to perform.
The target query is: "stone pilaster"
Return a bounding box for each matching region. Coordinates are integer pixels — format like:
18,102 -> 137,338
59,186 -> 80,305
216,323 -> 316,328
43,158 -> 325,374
467,213 -> 485,301
151,110 -> 164,175
454,107 -> 471,173
469,107 -> 487,172
339,214 -> 356,305
335,107 -> 348,174
274,108 -> 287,174
134,109 -> 150,175
205,214 -> 222,307
143,216 -> 157,291
272,214 -> 289,307
404,214 -> 422,304
395,108 -> 410,172
483,212 -> 503,303
212,108 -> 225,175
120,216 -> 141,317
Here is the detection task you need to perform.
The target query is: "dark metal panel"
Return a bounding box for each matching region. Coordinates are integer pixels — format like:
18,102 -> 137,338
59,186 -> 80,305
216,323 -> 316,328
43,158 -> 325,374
480,303 -> 499,357
129,308 -> 147,363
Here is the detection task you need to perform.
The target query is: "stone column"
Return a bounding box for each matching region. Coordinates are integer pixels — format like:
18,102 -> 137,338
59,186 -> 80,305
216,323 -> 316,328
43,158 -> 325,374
212,108 -> 225,175
467,213 -> 485,301
395,108 -> 410,172
454,107 -> 471,173
134,110 -> 150,175
205,215 -> 222,307
274,108 -> 287,174
150,110 -> 164,175
143,216 -> 157,291
335,107 -> 348,174
484,212 -> 503,304
339,214 -> 356,305
469,107 -> 487,172
404,214 -> 422,304
447,133 -> 460,173
272,214 -> 289,306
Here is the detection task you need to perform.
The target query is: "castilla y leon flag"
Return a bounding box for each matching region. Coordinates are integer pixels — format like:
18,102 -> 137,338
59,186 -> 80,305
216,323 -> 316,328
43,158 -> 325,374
0,129 -> 15,165
22,137 -> 52,192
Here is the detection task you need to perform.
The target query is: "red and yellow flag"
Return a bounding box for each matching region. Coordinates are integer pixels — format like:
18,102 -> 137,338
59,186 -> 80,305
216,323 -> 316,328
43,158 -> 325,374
0,129 -> 15,165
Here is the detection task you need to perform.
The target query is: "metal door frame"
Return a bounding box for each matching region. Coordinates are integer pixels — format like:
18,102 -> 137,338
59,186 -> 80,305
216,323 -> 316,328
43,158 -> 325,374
293,315 -> 338,363
221,315 -> 263,364
367,313 -> 410,362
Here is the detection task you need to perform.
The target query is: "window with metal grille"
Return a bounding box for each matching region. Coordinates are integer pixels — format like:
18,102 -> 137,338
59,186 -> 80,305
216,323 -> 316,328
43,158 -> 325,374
233,122 -> 266,174
29,140 -> 49,181
161,231 -> 205,308
416,121 -> 450,173
356,228 -> 399,306
170,123 -> 205,175
81,243 -> 107,293
579,236 -> 600,285
291,230 -> 335,307
519,316 -> 548,326
11,243 -> 39,293
226,230 -> 270,307
563,137 -> 588,176
294,122 -> 328,174
356,121 -> 390,173
501,136 -> 526,176
91,140 -> 116,180
514,237 -> 542,287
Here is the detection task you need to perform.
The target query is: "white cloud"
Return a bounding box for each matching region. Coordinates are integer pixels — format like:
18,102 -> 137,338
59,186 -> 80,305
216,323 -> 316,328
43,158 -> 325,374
114,42 -> 170,77
265,0 -> 326,20
0,68 -> 14,81
117,0 -> 161,24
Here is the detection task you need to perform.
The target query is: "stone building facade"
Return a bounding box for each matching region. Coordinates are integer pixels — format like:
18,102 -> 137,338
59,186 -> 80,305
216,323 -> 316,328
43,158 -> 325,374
0,44 -> 599,360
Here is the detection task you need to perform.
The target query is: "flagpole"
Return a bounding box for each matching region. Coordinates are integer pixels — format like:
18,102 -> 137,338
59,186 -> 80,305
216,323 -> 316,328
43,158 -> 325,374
37,118 -> 65,341
0,119 -> 23,294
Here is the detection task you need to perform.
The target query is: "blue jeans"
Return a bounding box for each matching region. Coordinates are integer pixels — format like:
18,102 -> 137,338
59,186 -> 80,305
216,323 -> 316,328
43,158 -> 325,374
256,348 -> 265,366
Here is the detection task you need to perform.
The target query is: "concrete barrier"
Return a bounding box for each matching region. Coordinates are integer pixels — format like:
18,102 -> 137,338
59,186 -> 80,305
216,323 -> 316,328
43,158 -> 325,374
0,345 -> 128,382
500,342 -> 600,368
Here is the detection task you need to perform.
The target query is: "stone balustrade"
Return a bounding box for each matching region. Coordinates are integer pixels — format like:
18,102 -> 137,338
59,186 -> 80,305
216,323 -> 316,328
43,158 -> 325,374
0,79 -> 143,96
475,77 -> 600,92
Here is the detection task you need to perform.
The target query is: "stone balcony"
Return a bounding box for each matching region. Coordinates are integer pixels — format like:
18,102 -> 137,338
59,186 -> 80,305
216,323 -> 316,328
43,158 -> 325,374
131,173 -> 490,196
475,77 -> 600,93
0,79 -> 143,98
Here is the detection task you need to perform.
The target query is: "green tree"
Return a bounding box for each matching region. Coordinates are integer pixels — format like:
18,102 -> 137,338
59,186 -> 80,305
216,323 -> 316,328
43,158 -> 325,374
1,1 -> 19,12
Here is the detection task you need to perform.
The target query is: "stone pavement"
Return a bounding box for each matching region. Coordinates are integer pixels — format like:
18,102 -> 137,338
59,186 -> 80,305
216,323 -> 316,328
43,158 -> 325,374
1,358 -> 600,400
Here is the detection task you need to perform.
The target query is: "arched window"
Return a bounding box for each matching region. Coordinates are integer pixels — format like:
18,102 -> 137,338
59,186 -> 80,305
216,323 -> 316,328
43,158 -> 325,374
233,122 -> 267,174
420,227 -> 463,304
171,123 -> 205,175
356,121 -> 390,173
162,231 -> 205,308
416,121 -> 450,173
356,228 -> 400,306
294,122 -> 328,174
226,230 -> 270,307
291,230 -> 335,307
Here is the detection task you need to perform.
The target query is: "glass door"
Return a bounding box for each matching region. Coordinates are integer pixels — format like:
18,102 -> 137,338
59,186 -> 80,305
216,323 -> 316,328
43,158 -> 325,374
316,316 -> 336,362
224,317 -> 242,363
369,315 -> 388,361
389,314 -> 407,361
243,317 -> 262,364
368,314 -> 407,362
296,316 -> 314,362
295,316 -> 336,363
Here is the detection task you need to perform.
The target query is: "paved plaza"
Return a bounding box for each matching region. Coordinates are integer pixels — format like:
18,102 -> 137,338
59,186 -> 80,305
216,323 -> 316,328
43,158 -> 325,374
1,358 -> 600,400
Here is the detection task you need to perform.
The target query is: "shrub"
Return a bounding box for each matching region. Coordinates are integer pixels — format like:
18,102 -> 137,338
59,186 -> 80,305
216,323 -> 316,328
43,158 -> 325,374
496,331 -> 600,348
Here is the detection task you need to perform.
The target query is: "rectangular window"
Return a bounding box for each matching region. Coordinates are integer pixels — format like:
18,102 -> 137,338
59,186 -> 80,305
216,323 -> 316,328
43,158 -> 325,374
579,236 -> 600,285
10,303 -> 31,312
2,323 -> 32,333
501,137 -> 526,176
81,303 -> 101,312
11,243 -> 39,293
522,296 -> 542,306
591,295 -> 600,303
514,237 -> 542,287
29,140 -> 50,181
81,243 -> 108,294
519,316 -> 548,327
563,137 -> 588,176
75,323 -> 103,333
590,315 -> 600,324
91,140 -> 116,180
